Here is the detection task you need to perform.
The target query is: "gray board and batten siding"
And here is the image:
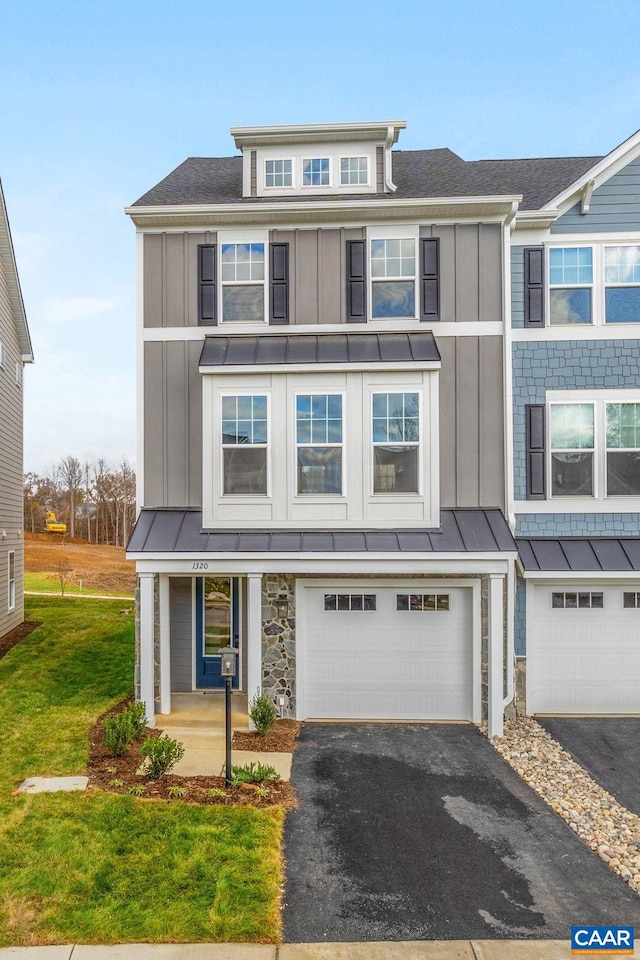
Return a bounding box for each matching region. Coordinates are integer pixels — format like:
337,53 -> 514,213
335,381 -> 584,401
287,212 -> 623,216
551,155 -> 640,234
0,255 -> 24,637
142,334 -> 505,512
142,223 -> 503,328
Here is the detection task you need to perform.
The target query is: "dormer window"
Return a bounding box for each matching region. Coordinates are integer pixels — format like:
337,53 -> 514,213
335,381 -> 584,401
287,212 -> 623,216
265,159 -> 292,188
303,158 -> 330,187
340,157 -> 369,186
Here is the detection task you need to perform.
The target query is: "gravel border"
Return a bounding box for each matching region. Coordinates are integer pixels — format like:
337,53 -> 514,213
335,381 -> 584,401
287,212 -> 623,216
485,716 -> 640,894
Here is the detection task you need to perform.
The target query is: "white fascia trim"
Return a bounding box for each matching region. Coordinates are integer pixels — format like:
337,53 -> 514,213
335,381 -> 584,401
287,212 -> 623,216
199,361 -> 441,376
546,128 -> 640,215
515,499 -> 640,513
512,325 -> 640,342
513,211 -> 558,231
231,121 -> 406,149
144,321 -> 504,341
0,181 -> 34,362
522,570 -> 640,580
136,231 -> 145,511
131,555 -> 515,575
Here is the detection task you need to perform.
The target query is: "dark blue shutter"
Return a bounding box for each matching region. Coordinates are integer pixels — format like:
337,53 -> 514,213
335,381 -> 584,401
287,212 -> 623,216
269,243 -> 289,325
420,237 -> 440,321
346,240 -> 366,322
524,248 -> 544,327
526,404 -> 546,499
198,244 -> 216,325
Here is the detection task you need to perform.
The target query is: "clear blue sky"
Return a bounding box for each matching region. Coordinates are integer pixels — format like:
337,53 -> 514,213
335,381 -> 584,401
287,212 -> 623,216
2,0 -> 639,474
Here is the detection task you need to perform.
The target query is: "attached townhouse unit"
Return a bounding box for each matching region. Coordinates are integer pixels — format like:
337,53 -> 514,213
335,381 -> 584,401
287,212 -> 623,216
126,120 -> 640,737
0,180 -> 33,641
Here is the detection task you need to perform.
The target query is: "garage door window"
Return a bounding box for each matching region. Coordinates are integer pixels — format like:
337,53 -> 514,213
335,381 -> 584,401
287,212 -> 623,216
396,593 -> 450,611
623,592 -> 640,608
551,591 -> 604,609
324,594 -> 376,611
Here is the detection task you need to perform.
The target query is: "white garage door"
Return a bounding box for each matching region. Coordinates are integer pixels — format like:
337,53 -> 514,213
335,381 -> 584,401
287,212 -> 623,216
528,583 -> 640,714
303,585 -> 472,720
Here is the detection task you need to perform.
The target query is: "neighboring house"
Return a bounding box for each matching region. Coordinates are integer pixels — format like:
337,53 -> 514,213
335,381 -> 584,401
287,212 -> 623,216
0,180 -> 34,640
510,129 -> 640,716
126,120 -> 639,737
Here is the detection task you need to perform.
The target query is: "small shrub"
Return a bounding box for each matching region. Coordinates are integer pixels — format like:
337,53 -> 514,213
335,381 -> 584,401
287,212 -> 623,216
106,765 -> 117,775
255,786 -> 270,799
167,785 -> 187,799
249,693 -> 277,737
127,784 -> 147,797
109,778 -> 124,788
103,713 -> 135,757
231,761 -> 280,785
207,787 -> 228,799
140,735 -> 185,778
128,701 -> 147,738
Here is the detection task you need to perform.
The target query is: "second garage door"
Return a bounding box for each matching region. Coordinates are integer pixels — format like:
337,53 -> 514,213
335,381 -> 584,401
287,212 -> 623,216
302,584 -> 473,720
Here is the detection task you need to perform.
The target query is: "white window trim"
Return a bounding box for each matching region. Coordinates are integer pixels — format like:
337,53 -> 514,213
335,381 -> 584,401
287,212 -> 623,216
339,155 -> 371,188
219,390 -> 271,498
370,388 -> 423,497
368,224 -> 419,322
294,390 -> 346,499
301,156 -> 332,190
547,242 -> 640,328
218,230 -> 269,325
255,144 -> 377,197
546,388 -> 640,501
264,158 -> 293,190
8,551 -> 15,612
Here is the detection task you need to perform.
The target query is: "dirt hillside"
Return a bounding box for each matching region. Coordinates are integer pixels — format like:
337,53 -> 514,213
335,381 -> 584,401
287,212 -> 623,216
25,533 -> 136,593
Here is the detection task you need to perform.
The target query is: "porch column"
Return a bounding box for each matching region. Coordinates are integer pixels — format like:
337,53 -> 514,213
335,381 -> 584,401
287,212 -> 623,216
138,572 -> 156,728
246,573 -> 263,704
487,574 -> 504,739
158,574 -> 171,715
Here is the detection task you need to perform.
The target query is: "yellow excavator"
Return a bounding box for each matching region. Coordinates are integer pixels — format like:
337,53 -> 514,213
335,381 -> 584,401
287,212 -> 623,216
45,511 -> 67,534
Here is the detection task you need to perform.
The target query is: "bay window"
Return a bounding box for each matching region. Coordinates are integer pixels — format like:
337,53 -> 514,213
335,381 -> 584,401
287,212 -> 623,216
221,395 -> 268,495
296,394 -> 343,495
372,392 -> 420,493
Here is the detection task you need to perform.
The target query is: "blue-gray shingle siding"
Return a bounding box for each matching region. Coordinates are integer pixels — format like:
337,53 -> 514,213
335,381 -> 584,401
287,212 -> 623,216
514,577 -> 526,655
551,155 -> 640,233
511,245 -> 527,328
515,513 -> 640,537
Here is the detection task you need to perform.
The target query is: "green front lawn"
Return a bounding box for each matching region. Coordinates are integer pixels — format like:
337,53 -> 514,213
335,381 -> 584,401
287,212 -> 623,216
24,572 -> 135,599
0,597 -> 282,946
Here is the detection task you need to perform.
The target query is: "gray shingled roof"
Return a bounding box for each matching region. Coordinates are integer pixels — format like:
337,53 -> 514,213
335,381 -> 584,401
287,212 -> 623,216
199,331 -> 440,368
127,508 -> 516,555
518,538 -> 640,572
132,149 -> 601,211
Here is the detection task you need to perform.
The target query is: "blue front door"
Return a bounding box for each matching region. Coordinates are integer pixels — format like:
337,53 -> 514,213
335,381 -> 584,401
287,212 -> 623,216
195,576 -> 240,689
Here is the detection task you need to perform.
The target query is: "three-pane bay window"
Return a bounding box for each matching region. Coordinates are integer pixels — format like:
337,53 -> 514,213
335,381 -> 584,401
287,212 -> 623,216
221,395 -> 268,495
296,394 -> 343,495
221,243 -> 265,321
550,403 -> 594,496
372,393 -> 419,493
371,238 -> 416,318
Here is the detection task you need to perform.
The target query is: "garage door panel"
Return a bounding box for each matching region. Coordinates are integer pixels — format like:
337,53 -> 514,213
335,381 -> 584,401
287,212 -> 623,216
304,585 -> 472,720
529,584 -> 640,715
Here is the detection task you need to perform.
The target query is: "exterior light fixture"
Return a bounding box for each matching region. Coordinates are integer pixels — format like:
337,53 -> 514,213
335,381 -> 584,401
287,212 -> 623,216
219,646 -> 238,786
275,594 -> 289,617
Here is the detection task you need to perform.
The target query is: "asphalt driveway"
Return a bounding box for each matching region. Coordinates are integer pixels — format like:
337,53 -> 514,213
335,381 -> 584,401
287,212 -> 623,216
283,723 -> 640,942
539,718 -> 640,816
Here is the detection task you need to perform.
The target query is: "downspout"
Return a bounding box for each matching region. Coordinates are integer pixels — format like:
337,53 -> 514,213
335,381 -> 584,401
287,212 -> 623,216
383,126 -> 398,193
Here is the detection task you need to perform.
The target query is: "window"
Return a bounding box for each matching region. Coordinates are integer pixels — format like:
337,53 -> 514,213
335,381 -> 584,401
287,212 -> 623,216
396,593 -> 450,611
296,394 -> 343,495
605,246 -> 640,323
324,594 -> 376,611
552,592 -> 603,609
623,592 -> 640,608
549,247 -> 592,324
265,159 -> 292,188
372,392 -> 419,493
221,243 -> 265,322
370,238 -> 416,318
550,403 -> 594,496
340,157 -> 368,185
221,395 -> 268,495
8,552 -> 15,611
303,158 -> 330,186
606,402 -> 640,495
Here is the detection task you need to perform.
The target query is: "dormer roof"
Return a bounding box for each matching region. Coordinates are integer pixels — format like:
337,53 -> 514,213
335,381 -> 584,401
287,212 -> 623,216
231,120 -> 406,149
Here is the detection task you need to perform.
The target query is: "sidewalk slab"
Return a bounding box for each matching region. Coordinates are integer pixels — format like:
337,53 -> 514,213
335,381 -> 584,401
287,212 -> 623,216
471,940 -> 639,959
0,948 -> 73,959
72,946 -> 276,959
16,776 -> 88,794
280,944 -> 475,959
171,747 -> 292,780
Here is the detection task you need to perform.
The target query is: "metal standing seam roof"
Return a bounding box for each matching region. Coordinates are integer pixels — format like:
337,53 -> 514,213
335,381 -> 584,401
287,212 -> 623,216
127,508 -> 517,555
518,537 -> 640,572
199,331 -> 441,368
131,150 -> 603,212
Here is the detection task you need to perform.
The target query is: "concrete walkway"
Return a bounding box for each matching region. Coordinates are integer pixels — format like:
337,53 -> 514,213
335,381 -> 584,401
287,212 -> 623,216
1,941 -> 633,959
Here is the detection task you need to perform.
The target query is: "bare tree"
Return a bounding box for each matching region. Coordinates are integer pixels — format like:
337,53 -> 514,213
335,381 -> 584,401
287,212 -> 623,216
58,456 -> 83,539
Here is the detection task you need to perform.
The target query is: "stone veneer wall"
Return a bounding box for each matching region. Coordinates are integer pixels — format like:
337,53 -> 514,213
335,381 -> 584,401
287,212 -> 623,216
261,574 -> 296,716
515,657 -> 527,714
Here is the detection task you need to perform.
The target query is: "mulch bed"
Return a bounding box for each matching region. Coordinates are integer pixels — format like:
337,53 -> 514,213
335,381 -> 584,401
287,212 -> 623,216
0,620 -> 41,661
86,698 -> 297,809
233,719 -> 301,753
